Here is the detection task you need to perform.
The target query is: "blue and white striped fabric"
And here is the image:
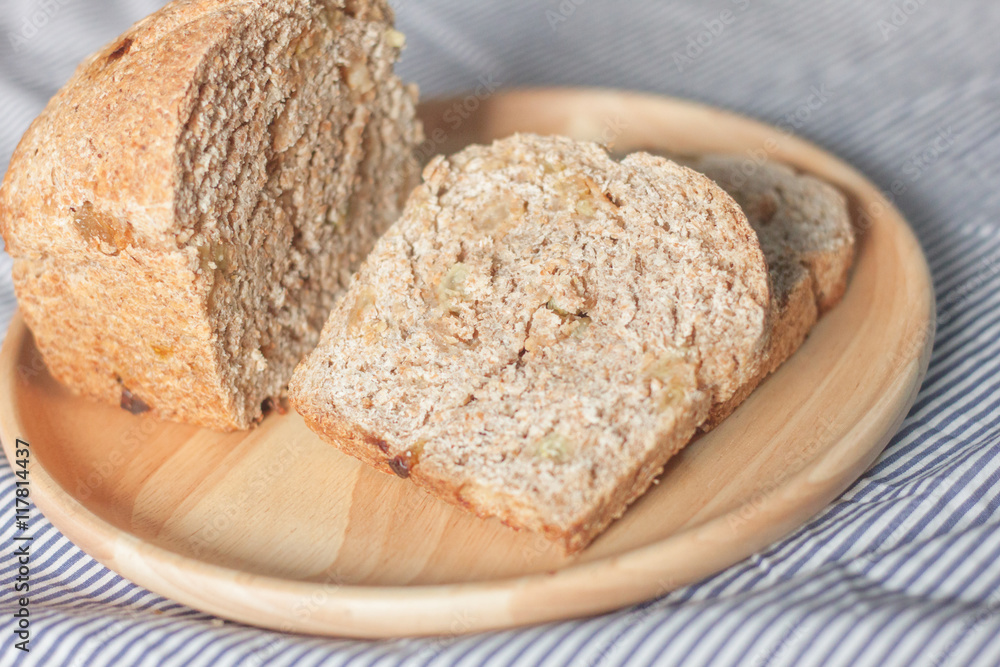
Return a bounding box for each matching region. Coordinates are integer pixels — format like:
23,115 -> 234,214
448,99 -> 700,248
2,0 -> 999,664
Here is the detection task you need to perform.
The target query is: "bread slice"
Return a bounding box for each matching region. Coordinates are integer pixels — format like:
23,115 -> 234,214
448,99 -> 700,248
0,0 -> 422,430
290,134 -> 770,552
679,155 -> 855,428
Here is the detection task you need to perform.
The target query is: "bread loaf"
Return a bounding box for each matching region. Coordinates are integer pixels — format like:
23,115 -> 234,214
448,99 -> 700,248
0,0 -> 422,430
290,134 -> 770,552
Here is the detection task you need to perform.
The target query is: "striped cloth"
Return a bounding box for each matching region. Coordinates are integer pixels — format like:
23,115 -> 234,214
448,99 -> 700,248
2,0 -> 999,664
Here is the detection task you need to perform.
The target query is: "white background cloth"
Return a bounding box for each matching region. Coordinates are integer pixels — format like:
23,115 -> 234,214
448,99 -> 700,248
1,0 -> 1000,664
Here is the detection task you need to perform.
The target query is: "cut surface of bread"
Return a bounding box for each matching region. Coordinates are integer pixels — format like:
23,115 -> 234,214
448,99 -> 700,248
679,155 -> 856,428
290,134 -> 770,552
0,0 -> 422,430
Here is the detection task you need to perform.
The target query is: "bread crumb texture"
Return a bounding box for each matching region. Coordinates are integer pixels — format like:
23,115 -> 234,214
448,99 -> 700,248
0,0 -> 422,430
685,155 -> 855,313
291,134 -> 770,552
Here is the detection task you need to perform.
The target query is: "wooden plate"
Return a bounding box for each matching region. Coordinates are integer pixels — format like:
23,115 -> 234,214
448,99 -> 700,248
0,89 -> 934,638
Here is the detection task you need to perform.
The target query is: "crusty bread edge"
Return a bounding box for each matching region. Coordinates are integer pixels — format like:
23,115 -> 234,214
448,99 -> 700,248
701,192 -> 857,430
702,271 -> 819,429
294,399 -> 701,555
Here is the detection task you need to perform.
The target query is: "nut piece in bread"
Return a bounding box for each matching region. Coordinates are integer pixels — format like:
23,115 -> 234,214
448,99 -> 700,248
0,0 -> 423,430
290,133 -> 770,553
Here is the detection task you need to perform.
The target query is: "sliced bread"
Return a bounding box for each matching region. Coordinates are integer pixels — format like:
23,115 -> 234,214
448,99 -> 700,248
0,0 -> 422,430
289,133 -> 770,552
679,155 -> 856,428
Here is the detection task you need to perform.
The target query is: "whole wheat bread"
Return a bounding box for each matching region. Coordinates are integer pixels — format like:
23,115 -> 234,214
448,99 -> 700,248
0,0 -> 422,430
290,134 -> 770,553
680,155 -> 856,428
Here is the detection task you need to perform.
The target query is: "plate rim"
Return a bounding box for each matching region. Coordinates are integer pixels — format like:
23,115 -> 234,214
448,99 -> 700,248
0,87 -> 935,638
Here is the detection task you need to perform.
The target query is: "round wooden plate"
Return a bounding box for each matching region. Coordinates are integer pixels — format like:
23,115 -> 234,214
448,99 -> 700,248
0,89 -> 933,638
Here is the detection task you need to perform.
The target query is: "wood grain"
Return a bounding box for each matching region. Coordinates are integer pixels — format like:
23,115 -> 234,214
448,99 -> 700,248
0,89 -> 934,638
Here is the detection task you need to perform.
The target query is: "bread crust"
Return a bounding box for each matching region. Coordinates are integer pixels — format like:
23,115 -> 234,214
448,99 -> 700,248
0,0 -> 420,430
683,155 -> 856,429
297,403 -> 703,553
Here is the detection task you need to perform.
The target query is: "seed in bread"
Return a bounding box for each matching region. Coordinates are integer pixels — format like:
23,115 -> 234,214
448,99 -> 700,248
0,0 -> 423,431
680,155 -> 856,428
290,133 -> 770,553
